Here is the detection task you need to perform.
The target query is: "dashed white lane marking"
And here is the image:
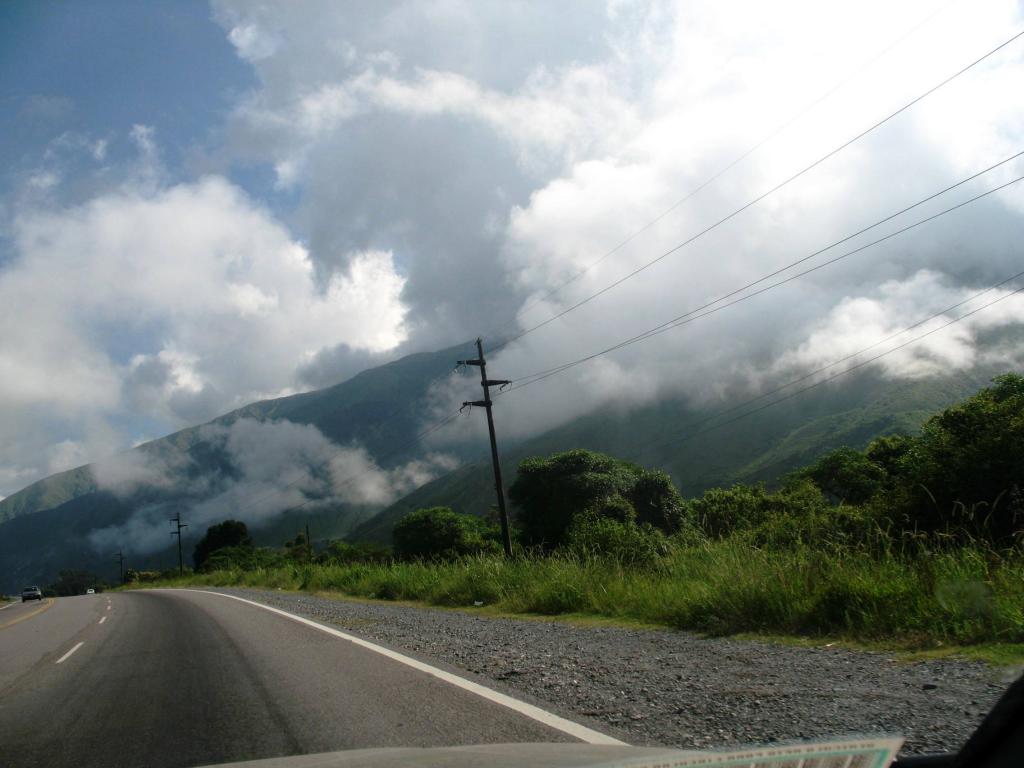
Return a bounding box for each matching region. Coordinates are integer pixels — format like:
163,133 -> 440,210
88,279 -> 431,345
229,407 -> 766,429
106,605 -> 111,611
56,642 -> 84,664
176,589 -> 627,746
98,616 -> 107,625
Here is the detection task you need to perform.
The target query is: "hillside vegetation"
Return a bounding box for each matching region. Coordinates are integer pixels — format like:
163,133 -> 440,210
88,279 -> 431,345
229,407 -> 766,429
2,343 -> 998,592
351,368 -> 999,543
131,375 -> 1024,652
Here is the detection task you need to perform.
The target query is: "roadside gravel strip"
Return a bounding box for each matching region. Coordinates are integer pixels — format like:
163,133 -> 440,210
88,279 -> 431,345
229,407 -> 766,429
213,588 -> 1014,756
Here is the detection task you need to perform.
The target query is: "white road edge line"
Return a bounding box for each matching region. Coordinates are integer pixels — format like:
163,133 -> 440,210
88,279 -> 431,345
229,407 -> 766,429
178,589 -> 627,746
56,641 -> 84,664
99,616 -> 107,625
0,600 -> 19,611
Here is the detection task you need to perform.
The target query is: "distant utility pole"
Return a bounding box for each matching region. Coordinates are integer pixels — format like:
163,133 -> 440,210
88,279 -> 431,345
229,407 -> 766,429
169,512 -> 188,575
115,550 -> 126,584
458,338 -> 513,557
305,522 -> 313,560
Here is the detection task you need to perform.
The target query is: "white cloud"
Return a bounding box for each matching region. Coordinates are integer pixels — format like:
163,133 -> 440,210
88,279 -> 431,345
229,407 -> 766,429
87,418 -> 457,554
6,0 -> 1024,499
227,23 -> 281,62
0,140 -> 408,490
92,446 -> 192,495
773,271 -> 1024,380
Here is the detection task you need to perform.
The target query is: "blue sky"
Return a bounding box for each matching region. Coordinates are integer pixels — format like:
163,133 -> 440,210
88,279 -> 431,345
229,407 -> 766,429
0,1 -> 251,184
1,0 -> 1023,502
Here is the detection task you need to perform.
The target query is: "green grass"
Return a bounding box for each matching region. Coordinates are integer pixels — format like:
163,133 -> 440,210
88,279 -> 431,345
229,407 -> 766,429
124,539 -> 1024,664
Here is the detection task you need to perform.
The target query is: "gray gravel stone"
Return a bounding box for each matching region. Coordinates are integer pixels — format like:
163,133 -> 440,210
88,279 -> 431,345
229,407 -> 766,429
216,588 -> 1016,757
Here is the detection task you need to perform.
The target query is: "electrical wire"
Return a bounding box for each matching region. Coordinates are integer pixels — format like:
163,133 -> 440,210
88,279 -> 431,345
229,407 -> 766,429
495,27 -> 1024,353
644,281 -> 1024,452
504,0 -> 958,330
506,169 -> 1024,391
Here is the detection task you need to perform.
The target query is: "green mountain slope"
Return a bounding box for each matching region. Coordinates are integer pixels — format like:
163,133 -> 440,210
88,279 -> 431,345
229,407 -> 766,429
0,326 -> 1013,594
0,340 -> 479,525
350,369 -> 1004,544
0,341 -> 480,591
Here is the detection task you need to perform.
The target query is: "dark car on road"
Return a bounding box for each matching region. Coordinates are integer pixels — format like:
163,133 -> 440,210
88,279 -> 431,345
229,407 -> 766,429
21,586 -> 43,602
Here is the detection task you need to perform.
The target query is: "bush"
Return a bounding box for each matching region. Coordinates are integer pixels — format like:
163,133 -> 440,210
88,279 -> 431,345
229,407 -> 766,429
510,449 -> 686,548
194,520 -> 253,570
318,540 -> 392,565
689,480 -> 836,542
201,545 -> 285,572
689,484 -> 771,538
897,374 -> 1024,542
392,506 -> 499,560
798,446 -> 886,504
629,469 -> 688,533
565,514 -> 667,566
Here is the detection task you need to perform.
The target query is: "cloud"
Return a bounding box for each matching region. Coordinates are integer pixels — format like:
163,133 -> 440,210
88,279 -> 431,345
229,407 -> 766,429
772,271 -> 1024,380
87,418 -> 457,554
6,0 -> 1024,500
91,440 -> 202,496
0,132 -> 408,494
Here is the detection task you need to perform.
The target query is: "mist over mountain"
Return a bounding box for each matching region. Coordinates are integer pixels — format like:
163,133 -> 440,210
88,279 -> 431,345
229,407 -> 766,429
0,341 -> 482,590
0,330 -> 1012,591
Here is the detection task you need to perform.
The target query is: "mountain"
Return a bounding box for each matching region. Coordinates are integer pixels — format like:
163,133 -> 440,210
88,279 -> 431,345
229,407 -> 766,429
0,331 -> 1013,593
0,340 -> 481,591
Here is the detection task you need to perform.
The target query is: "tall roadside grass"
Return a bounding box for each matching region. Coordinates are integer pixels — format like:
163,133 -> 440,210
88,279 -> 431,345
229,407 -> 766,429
132,539 -> 1024,647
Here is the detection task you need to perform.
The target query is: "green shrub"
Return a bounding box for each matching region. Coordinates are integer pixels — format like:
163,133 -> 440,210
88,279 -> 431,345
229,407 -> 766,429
565,513 -> 667,566
510,449 -> 686,548
689,484 -> 772,538
193,519 -> 253,571
201,545 -> 285,572
393,506 -> 499,560
798,446 -> 887,504
629,469 -> 688,533
318,539 -> 392,564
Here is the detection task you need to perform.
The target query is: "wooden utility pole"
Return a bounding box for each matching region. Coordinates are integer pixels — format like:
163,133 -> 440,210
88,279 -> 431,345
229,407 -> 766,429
115,550 -> 126,584
169,512 -> 188,575
458,338 -> 513,557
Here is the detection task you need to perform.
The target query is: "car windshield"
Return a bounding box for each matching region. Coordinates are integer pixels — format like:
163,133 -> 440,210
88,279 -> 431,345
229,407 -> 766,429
1,2 -> 1023,768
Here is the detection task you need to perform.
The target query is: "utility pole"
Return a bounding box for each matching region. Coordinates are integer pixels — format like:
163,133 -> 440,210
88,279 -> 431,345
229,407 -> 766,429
169,512 -> 188,575
305,522 -> 313,561
115,550 -> 126,584
458,338 -> 513,557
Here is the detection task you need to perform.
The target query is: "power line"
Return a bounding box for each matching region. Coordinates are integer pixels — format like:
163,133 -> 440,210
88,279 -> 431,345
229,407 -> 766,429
105,20 -> 1017,530
504,0 -> 958,330
507,169 -> 1024,391
497,27 -> 1024,352
639,269 -> 1024,453
644,281 -> 1024,452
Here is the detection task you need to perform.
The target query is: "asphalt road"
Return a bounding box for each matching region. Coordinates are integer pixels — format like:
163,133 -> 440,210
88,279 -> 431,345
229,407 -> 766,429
0,590 -> 613,768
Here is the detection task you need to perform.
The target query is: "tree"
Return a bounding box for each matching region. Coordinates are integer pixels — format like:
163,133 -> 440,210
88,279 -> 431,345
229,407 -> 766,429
800,446 -> 886,505
509,449 -> 686,548
897,374 -> 1024,540
688,480 -> 829,540
193,520 -> 252,571
628,469 -> 687,532
47,569 -> 101,596
392,507 -> 498,560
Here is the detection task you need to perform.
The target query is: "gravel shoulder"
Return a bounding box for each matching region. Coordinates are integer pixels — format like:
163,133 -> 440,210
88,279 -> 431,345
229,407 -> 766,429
213,587 -> 1015,756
